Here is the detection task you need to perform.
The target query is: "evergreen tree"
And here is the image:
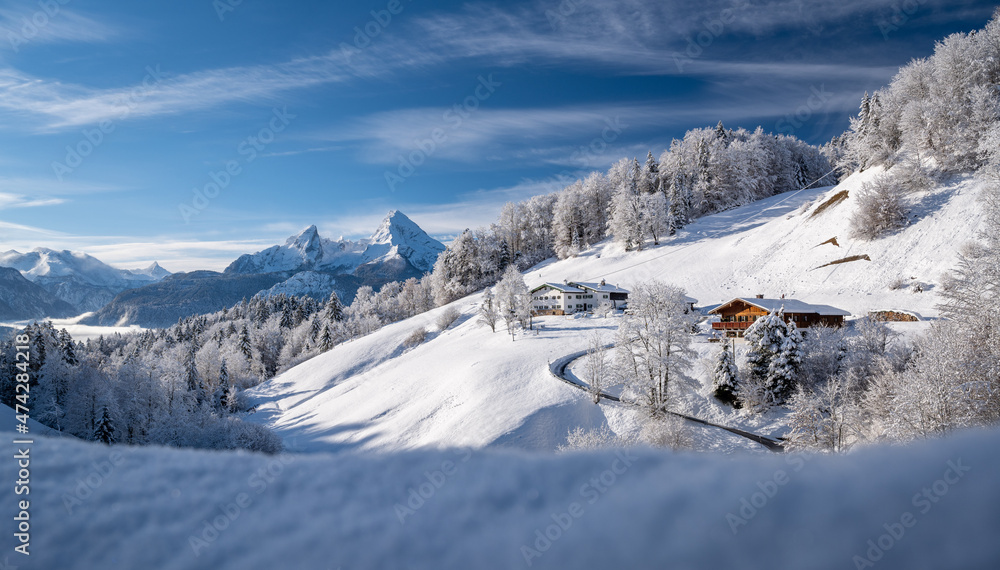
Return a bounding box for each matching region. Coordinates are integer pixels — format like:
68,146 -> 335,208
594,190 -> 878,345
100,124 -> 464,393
744,310 -> 802,406
215,360 -> 231,412
184,343 -> 205,404
279,307 -> 293,329
319,325 -> 334,352
715,120 -> 730,143
324,292 -> 345,322
667,173 -> 690,235
640,151 -> 660,194
712,343 -> 740,407
59,329 -> 78,366
239,325 -> 253,362
769,321 -> 804,404
94,406 -> 115,444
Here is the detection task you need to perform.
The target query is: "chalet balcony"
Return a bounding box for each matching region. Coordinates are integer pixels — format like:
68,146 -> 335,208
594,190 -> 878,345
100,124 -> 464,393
711,321 -> 752,331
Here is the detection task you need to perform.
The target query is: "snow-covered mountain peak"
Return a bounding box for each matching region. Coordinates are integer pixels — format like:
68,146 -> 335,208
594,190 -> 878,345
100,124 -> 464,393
285,225 -> 325,266
368,210 -> 423,245
363,210 -> 445,272
287,225 -> 321,247
130,262 -> 172,280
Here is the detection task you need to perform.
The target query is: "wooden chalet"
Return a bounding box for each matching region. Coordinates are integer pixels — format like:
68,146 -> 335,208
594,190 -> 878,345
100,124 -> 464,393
709,295 -> 850,338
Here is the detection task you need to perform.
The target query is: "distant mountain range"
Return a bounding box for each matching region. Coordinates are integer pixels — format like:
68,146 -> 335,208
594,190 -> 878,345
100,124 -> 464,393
225,211 -> 444,276
0,267 -> 78,321
0,248 -> 172,320
81,211 -> 445,328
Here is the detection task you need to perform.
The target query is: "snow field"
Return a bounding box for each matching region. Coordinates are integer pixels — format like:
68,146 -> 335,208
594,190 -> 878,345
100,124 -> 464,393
3,427 -> 998,569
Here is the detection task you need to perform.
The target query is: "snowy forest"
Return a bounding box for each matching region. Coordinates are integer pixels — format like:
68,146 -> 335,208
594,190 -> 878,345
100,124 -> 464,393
0,283 -> 437,452
430,124 -> 834,304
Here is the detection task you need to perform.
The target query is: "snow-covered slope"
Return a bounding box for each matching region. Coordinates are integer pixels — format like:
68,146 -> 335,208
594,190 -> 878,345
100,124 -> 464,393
260,270 -> 339,300
225,211 -> 445,276
534,168 -> 989,318
246,168 -> 991,455
0,248 -> 171,313
4,427 -> 998,569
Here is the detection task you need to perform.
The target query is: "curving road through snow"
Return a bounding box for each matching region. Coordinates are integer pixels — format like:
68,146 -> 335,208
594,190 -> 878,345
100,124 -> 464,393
548,349 -> 785,452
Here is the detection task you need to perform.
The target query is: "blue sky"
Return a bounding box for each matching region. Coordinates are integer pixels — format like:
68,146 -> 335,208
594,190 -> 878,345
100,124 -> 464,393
0,0 -> 995,271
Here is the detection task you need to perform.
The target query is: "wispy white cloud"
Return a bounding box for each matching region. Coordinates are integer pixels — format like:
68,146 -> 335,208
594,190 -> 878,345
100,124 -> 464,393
0,53 -> 358,130
0,0 -> 949,132
396,0 -> 968,74
326,90 -> 864,167
0,176 -> 119,195
0,192 -> 65,209
0,5 -> 118,50
0,219 -> 67,238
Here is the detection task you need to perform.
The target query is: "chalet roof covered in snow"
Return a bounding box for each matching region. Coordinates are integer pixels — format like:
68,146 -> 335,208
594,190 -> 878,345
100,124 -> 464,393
709,297 -> 851,316
530,282 -> 585,294
569,281 -> 630,294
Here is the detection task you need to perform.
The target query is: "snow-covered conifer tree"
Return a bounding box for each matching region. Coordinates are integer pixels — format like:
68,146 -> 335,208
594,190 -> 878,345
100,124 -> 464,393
640,151 -> 660,194
712,343 -> 740,407
743,310 -> 801,407
94,405 -> 115,444
215,360 -> 231,412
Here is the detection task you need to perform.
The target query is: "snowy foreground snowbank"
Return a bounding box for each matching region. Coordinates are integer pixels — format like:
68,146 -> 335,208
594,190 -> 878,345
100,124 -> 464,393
2,428 -> 998,570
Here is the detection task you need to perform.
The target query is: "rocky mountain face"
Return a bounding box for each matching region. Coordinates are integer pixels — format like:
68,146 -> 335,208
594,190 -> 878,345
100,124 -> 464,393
0,267 -> 77,321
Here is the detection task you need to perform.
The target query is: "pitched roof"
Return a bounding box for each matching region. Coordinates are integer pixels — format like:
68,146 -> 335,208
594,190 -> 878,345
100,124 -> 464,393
569,281 -> 630,294
708,297 -> 850,317
530,282 -> 585,294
